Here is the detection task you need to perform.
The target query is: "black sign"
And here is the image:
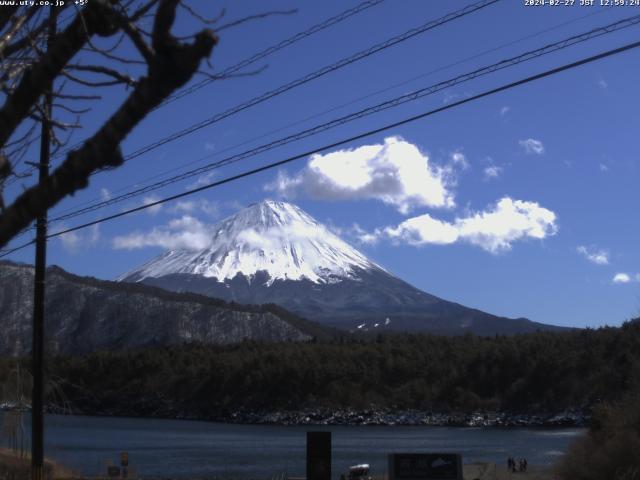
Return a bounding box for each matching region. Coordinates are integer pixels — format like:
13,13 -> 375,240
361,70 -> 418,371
388,454 -> 462,480
306,431 -> 331,480
107,466 -> 121,478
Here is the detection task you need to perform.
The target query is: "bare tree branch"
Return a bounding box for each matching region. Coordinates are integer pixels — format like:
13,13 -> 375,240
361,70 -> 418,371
195,63 -> 267,81
0,6 -> 19,34
0,0 -> 119,150
3,120 -> 38,150
217,9 -> 297,32
67,64 -> 138,86
53,92 -> 102,101
120,20 -> 154,63
51,103 -> 91,115
61,69 -> 133,88
0,6 -> 218,247
1,19 -> 48,58
131,0 -> 162,22
0,6 -> 37,57
0,154 -> 11,183
51,119 -> 79,155
94,31 -> 127,54
81,45 -> 146,65
152,0 -> 178,50
28,111 -> 80,131
179,2 -> 225,25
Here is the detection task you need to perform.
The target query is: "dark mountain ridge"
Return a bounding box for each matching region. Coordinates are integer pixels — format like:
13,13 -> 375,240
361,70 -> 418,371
0,260 -> 330,356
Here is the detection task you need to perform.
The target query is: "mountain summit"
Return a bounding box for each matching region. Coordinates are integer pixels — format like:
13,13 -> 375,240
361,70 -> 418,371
120,200 -> 379,285
121,200 -> 565,335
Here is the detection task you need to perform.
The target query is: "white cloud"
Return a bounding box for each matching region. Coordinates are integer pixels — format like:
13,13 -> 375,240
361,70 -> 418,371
58,230 -> 81,251
357,231 -> 380,245
597,79 -> 608,89
89,224 -> 100,244
385,214 -> 459,246
55,224 -> 100,253
142,195 -> 162,215
349,223 -> 380,245
456,198 -> 557,253
443,91 -> 459,104
612,272 -> 640,284
519,138 -> 545,155
169,199 -> 219,217
500,106 -> 510,116
266,136 -> 455,214
450,151 -> 469,170
100,188 -> 111,202
613,273 -> 631,284
364,197 -> 557,253
599,163 -> 609,173
186,171 -> 217,190
170,200 -> 197,213
484,165 -> 503,180
577,245 -> 609,265
112,215 -> 212,251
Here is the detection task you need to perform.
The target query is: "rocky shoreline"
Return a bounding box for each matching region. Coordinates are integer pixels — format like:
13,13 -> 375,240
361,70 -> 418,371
2,403 -> 590,427
214,407 -> 590,427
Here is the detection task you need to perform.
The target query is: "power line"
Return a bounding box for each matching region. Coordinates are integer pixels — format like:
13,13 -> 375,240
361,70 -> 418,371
45,13 -> 640,226
104,0 -> 501,165
159,0 -> 386,108
2,36 -> 638,258
49,5 -> 612,219
46,0 -> 387,163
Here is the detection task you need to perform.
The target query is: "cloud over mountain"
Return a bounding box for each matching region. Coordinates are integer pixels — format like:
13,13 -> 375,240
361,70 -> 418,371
113,215 -> 213,251
373,197 -> 557,253
266,136 -> 454,214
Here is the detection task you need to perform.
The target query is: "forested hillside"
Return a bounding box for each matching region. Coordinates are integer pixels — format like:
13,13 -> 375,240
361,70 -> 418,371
2,319 -> 638,419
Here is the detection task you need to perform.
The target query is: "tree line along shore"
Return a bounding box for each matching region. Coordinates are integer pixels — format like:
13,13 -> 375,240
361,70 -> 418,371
1,318 -> 639,419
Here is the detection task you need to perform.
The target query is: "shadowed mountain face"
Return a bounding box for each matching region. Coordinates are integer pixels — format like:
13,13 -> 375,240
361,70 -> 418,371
0,261 -> 321,356
140,269 -> 561,335
122,200 -> 566,335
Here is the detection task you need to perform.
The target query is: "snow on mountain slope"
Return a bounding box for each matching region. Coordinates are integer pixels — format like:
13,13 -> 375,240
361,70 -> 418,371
120,200 -> 382,285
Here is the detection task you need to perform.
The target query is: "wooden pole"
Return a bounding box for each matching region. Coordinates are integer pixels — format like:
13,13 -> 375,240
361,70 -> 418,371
31,6 -> 56,480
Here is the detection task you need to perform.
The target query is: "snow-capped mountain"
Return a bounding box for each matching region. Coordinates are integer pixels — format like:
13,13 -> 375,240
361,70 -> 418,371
120,200 -> 565,335
120,200 -> 379,286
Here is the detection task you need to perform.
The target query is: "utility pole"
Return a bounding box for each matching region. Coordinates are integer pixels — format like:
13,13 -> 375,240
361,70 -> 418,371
32,7 -> 56,480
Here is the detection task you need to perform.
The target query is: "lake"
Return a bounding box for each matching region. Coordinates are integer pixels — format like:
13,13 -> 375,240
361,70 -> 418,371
0,412 -> 584,478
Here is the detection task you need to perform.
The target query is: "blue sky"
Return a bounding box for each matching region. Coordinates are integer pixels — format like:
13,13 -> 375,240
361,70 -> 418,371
3,0 -> 639,328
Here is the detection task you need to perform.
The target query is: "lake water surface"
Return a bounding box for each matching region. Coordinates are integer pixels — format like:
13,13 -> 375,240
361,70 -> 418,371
1,412 -> 584,478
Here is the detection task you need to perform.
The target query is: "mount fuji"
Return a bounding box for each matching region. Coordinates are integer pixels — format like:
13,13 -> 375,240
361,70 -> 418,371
120,200 -> 563,335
